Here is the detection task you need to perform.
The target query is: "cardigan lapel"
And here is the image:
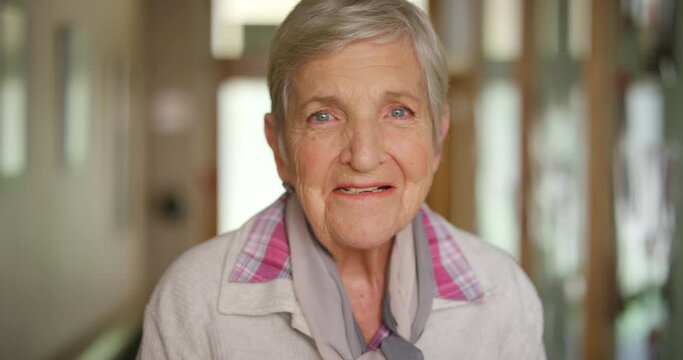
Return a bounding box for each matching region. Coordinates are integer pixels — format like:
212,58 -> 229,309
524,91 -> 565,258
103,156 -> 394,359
216,198 -> 311,338
217,277 -> 312,337
218,195 -> 488,340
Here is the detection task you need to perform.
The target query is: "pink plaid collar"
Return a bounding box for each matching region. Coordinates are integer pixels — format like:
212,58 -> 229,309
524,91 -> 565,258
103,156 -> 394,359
229,195 -> 484,302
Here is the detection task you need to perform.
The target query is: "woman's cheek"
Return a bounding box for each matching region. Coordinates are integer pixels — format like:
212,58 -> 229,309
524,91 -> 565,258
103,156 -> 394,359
393,134 -> 435,180
292,137 -> 330,187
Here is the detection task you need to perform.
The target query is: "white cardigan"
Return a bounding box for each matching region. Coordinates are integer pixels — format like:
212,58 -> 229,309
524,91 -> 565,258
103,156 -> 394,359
138,213 -> 545,359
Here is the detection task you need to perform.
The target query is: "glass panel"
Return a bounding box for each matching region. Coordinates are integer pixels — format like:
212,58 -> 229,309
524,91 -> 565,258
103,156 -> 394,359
408,0 -> 428,10
482,0 -> 522,61
211,0 -> 298,58
439,0 -> 475,73
568,0 -> 591,60
476,79 -> 520,258
211,0 -> 429,59
217,78 -> 282,232
59,27 -> 92,168
616,79 -> 671,296
536,0 -> 560,58
616,293 -> 667,360
614,78 -> 673,359
531,82 -> 587,360
529,0 -> 589,355
0,2 -> 28,177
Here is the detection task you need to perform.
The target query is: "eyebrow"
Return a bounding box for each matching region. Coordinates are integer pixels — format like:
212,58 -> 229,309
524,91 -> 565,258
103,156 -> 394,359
297,91 -> 422,109
383,91 -> 422,105
296,95 -> 340,109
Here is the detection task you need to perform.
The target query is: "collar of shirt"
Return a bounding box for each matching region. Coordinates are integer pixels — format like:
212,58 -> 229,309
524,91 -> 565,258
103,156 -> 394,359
218,194 -> 485,339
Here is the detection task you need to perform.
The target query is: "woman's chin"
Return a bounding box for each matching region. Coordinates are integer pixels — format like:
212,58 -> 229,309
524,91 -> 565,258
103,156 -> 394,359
326,216 -> 405,251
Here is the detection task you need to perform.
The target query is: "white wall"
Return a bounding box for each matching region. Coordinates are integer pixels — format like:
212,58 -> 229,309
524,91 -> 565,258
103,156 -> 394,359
0,0 -> 147,357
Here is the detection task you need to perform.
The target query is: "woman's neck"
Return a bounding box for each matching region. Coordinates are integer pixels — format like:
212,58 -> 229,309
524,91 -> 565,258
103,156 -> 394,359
328,240 -> 394,343
331,240 -> 393,281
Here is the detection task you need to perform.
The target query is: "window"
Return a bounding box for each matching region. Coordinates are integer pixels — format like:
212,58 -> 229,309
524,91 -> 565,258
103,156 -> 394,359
217,78 -> 282,232
0,2 -> 27,177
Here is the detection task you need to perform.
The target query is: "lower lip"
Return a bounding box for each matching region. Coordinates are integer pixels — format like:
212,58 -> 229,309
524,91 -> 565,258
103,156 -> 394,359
333,187 -> 395,199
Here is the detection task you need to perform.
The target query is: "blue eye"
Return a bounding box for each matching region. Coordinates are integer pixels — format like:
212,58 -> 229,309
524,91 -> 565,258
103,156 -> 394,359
312,111 -> 332,122
390,107 -> 409,118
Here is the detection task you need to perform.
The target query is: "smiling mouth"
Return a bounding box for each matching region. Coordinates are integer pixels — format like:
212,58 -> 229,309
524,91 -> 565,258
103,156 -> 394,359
337,185 -> 392,195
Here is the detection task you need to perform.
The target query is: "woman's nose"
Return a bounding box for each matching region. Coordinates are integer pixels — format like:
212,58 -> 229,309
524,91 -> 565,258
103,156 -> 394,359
339,119 -> 387,172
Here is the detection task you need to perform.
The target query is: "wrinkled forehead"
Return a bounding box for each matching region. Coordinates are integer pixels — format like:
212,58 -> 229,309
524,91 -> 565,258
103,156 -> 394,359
287,37 -> 428,111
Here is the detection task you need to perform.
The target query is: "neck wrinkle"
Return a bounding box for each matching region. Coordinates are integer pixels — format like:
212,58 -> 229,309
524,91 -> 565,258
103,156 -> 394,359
329,238 -> 394,287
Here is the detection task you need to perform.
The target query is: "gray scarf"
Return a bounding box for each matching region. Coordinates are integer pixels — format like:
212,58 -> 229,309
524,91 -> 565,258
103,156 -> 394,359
286,196 -> 434,359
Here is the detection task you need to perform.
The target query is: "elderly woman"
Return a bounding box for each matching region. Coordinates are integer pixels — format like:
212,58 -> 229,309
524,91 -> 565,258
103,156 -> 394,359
139,0 -> 544,359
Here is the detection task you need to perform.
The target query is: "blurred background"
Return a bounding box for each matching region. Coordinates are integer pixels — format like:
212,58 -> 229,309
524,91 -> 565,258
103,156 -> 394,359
0,0 -> 681,358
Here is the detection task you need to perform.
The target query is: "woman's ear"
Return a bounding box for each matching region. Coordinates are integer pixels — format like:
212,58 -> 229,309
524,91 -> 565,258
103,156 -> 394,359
264,113 -> 291,183
432,104 -> 451,170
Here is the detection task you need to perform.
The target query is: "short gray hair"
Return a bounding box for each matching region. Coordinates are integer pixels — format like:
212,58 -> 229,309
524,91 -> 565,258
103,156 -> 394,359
267,0 -> 449,147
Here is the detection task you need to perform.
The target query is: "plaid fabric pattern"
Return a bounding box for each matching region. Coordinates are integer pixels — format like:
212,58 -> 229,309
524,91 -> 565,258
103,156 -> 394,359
367,324 -> 391,351
229,197 -> 483,302
420,206 -> 485,301
228,195 -> 292,282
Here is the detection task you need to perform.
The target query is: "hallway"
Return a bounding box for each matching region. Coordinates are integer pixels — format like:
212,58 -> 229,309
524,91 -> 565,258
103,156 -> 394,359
1,0 -> 682,358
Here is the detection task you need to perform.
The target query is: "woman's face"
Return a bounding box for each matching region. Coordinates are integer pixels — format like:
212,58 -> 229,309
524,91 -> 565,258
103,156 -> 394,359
266,38 -> 448,253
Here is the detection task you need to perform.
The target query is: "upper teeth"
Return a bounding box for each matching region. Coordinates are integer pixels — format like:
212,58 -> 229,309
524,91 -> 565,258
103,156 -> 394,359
340,186 -> 385,194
